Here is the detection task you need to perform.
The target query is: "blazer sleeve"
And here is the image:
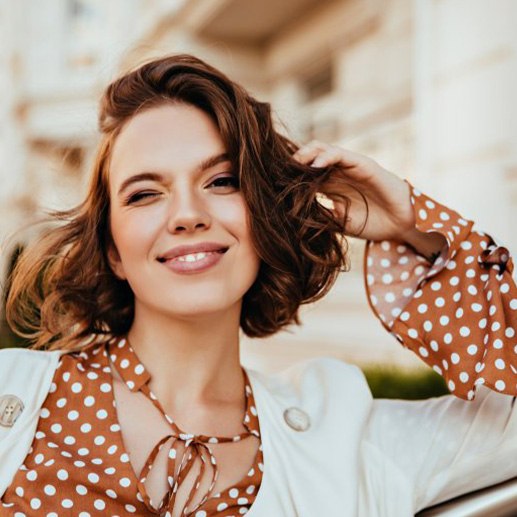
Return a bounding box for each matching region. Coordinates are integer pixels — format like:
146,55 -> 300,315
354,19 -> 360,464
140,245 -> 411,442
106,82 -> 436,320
364,180 -> 516,400
364,385 -> 517,512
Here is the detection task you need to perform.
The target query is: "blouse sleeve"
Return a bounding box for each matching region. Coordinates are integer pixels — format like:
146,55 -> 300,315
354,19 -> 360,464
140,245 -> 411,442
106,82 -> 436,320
364,179 -> 516,400
364,385 -> 517,512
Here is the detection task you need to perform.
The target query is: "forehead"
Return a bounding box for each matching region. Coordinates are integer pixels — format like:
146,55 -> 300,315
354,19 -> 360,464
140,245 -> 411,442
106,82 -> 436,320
108,103 -> 225,188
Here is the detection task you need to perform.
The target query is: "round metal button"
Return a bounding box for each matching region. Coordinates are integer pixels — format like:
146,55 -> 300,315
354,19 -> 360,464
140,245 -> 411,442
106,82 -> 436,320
283,407 -> 311,432
0,394 -> 24,428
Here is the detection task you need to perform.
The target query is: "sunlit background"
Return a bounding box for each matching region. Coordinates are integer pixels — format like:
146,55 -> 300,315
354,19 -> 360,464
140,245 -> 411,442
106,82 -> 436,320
1,0 -> 516,395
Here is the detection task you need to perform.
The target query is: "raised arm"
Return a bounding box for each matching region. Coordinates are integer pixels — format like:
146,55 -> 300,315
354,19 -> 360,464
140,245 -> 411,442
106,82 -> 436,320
364,181 -> 515,400
292,141 -> 516,400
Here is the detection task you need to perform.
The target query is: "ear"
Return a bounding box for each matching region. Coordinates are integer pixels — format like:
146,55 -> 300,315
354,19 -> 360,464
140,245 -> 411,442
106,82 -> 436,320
107,241 -> 127,281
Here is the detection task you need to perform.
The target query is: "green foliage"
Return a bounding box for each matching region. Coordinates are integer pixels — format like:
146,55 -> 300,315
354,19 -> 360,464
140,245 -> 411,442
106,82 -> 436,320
0,321 -> 27,349
0,243 -> 30,349
362,365 -> 449,400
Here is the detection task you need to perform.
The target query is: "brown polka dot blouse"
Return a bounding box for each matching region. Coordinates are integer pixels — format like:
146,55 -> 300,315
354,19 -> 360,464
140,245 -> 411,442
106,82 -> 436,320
1,337 -> 263,516
365,181 -> 516,399
1,181 -> 515,515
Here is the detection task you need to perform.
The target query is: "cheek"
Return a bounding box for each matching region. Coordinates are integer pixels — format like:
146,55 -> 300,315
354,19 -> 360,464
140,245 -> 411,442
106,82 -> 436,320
110,209 -> 160,261
231,203 -> 261,273
220,200 -> 255,246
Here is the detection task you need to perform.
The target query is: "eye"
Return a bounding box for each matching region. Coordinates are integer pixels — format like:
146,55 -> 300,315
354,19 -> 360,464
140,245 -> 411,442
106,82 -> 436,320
208,175 -> 240,190
125,191 -> 160,204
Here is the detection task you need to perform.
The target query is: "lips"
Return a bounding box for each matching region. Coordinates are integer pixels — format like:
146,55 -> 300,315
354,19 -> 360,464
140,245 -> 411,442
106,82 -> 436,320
157,242 -> 229,262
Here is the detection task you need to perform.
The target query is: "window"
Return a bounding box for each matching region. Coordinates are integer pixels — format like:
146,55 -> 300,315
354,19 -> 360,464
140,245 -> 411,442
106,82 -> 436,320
297,58 -> 341,142
300,60 -> 334,102
65,0 -> 104,68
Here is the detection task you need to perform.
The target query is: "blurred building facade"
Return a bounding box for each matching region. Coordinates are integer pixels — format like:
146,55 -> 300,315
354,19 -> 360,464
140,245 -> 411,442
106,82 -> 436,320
1,0 -> 516,371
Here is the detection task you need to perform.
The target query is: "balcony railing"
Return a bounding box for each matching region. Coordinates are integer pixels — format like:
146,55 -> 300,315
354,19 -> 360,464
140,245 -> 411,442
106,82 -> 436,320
417,477 -> 517,516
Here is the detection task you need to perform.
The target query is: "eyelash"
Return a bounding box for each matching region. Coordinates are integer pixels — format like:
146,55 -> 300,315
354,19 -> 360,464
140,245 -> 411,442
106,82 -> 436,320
125,191 -> 159,204
124,175 -> 240,205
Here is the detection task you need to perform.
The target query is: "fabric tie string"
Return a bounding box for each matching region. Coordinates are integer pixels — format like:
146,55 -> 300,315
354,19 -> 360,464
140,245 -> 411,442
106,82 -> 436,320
135,382 -> 253,516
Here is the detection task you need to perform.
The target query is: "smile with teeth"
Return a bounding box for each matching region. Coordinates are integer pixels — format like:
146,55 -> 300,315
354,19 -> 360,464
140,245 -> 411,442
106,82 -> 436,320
172,251 -> 220,263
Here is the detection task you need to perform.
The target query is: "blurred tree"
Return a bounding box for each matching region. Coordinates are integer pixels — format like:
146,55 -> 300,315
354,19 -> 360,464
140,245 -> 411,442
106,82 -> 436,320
0,244 -> 30,349
363,366 -> 449,400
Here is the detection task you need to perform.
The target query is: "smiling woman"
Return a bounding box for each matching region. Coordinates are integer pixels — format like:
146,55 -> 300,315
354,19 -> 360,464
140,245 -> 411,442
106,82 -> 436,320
6,55 -> 349,352
2,54 -> 352,516
107,103 -> 261,322
0,54 -> 516,516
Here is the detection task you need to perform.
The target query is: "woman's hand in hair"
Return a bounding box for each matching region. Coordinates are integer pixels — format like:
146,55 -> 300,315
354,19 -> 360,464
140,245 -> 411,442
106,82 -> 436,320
292,141 -> 447,257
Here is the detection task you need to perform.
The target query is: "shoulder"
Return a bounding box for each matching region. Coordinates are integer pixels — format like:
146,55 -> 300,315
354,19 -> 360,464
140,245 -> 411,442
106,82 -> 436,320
0,347 -> 63,391
286,356 -> 368,389
246,356 -> 372,413
0,346 -> 63,368
247,356 -> 368,387
0,348 -> 63,426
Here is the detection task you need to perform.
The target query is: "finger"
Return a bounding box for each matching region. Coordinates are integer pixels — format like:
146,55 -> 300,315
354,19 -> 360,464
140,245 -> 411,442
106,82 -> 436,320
292,141 -> 327,163
292,146 -> 322,164
311,150 -> 343,168
303,139 -> 326,151
331,147 -> 369,169
317,144 -> 366,166
294,146 -> 340,167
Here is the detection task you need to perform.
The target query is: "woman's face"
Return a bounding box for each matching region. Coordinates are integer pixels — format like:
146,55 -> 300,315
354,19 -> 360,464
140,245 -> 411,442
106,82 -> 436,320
107,102 -> 261,322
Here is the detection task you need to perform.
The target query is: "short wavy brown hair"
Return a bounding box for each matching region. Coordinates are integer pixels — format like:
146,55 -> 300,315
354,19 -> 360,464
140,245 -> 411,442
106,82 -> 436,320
6,54 -> 355,351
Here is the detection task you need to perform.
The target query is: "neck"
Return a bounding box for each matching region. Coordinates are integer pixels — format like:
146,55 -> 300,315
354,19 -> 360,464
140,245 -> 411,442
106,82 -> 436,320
127,301 -> 245,414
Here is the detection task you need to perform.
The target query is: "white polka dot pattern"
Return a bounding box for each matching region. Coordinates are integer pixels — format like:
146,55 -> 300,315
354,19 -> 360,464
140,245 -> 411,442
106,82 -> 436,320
1,340 -> 263,515
365,180 -> 516,400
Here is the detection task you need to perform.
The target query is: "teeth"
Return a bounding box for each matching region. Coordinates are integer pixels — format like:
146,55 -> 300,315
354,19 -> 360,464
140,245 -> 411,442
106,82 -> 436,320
175,251 -> 214,262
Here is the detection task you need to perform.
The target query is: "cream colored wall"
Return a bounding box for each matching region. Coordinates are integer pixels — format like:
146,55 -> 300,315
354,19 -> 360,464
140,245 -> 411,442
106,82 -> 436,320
413,0 -> 517,253
0,0 -> 33,275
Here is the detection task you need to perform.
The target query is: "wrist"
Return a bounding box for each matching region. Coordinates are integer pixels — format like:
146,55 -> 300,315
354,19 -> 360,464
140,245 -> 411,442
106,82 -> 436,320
401,227 -> 448,263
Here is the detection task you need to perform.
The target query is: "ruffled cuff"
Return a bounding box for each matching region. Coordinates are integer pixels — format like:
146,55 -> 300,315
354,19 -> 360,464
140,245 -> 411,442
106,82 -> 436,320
364,180 -> 516,400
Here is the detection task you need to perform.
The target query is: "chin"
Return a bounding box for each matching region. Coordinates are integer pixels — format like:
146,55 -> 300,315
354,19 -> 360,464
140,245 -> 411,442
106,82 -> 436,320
143,294 -> 243,320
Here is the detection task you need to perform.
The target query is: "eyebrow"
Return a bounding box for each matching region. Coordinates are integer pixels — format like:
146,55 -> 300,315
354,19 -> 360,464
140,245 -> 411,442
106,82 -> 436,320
117,152 -> 231,196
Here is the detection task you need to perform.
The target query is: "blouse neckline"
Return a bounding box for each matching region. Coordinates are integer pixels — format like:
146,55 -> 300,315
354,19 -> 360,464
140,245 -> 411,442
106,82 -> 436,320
105,336 -> 263,513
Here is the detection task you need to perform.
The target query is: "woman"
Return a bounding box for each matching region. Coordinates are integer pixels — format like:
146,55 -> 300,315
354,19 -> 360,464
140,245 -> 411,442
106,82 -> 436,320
0,54 -> 515,516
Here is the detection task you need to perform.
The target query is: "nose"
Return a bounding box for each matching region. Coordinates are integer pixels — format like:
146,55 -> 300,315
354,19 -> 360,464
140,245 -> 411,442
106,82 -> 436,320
166,190 -> 211,234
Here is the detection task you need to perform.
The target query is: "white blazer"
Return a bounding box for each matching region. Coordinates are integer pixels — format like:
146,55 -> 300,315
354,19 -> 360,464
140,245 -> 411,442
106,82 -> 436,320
0,347 -> 516,516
